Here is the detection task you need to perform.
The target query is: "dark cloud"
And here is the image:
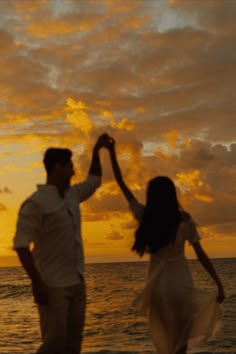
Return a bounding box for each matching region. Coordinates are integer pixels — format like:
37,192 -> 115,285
0,29 -> 17,54
0,187 -> 13,194
0,203 -> 7,211
106,231 -> 124,241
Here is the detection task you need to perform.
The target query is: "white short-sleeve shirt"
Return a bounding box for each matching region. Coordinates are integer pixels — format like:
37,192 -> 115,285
13,174 -> 101,287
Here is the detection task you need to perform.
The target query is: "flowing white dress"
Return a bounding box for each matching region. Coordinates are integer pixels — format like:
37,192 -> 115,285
130,198 -> 223,354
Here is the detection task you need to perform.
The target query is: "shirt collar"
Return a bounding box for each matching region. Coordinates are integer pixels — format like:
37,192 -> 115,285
37,184 -> 58,190
36,184 -> 71,199
36,184 -> 60,195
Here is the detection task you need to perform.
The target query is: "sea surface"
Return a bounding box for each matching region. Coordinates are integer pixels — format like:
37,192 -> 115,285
0,258 -> 235,354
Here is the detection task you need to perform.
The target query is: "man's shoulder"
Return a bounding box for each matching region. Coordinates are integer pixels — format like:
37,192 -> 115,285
24,188 -> 43,203
20,186 -> 49,211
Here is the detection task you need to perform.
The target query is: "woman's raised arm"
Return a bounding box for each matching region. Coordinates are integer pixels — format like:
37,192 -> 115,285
106,136 -> 135,203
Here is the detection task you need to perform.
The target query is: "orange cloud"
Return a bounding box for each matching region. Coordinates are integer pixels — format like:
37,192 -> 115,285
175,170 -> 202,192
113,118 -> 135,131
175,170 -> 215,204
65,98 -> 94,134
102,110 -> 135,131
194,193 -> 214,203
13,0 -> 47,14
121,16 -> 153,30
6,113 -> 29,123
163,130 -> 179,151
28,20 -> 79,38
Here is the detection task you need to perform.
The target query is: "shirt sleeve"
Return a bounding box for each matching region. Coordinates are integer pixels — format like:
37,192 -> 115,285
13,199 -> 42,249
185,218 -> 201,245
71,174 -> 101,203
129,197 -> 144,222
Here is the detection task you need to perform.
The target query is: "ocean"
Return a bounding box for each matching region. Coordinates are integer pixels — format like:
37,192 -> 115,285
0,258 -> 235,354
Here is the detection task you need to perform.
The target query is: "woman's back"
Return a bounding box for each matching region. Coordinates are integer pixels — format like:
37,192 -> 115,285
130,197 -> 200,260
130,197 -> 222,354
151,218 -> 200,258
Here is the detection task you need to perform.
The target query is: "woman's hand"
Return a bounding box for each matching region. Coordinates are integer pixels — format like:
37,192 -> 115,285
193,242 -> 225,304
216,284 -> 225,303
101,133 -> 115,151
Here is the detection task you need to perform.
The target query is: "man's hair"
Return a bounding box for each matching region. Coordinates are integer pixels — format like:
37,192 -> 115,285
43,148 -> 72,175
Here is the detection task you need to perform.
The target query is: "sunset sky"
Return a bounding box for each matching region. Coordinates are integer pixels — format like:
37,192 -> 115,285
0,0 -> 235,266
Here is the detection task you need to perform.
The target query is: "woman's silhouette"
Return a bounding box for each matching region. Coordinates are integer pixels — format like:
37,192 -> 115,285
105,136 -> 224,354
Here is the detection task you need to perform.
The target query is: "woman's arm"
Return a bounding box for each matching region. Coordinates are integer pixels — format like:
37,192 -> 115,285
106,137 -> 135,203
193,241 -> 225,303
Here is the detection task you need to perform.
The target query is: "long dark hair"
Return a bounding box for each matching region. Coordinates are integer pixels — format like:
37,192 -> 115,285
132,176 -> 182,257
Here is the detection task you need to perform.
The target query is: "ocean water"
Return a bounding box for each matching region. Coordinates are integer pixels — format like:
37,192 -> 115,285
0,258 -> 235,354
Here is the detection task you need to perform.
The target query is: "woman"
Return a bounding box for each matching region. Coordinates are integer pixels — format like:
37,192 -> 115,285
105,136 -> 224,354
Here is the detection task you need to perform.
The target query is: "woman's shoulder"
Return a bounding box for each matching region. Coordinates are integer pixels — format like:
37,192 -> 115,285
180,210 -> 191,222
179,211 -> 201,244
178,211 -> 195,231
180,211 -> 197,227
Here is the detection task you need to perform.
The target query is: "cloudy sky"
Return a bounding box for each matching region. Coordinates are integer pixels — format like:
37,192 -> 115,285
0,0 -> 235,266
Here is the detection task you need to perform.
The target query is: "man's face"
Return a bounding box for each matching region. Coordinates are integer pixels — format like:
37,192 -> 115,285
56,160 -> 75,184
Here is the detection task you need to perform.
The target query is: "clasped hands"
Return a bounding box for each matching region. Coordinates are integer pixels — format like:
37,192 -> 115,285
95,133 -> 115,151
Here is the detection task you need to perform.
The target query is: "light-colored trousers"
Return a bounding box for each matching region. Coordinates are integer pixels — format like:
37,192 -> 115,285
36,283 -> 86,354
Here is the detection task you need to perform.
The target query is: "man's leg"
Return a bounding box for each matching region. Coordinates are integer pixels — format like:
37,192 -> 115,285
36,286 -> 69,354
66,283 -> 86,354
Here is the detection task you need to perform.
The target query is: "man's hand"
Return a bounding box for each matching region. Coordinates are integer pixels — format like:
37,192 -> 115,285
94,134 -> 108,150
89,133 -> 110,176
32,279 -> 48,305
15,247 -> 49,305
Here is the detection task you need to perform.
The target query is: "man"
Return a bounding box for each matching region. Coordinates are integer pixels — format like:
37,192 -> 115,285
13,134 -> 107,354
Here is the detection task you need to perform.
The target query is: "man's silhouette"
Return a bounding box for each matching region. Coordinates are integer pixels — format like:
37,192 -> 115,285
13,135 -> 107,354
